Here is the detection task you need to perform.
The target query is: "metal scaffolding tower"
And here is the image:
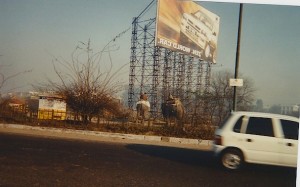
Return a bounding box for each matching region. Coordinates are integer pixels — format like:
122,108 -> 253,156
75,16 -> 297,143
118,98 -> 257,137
128,1 -> 212,119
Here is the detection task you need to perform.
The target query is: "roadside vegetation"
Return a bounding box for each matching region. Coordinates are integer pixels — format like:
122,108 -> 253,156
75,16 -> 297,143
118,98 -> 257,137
0,36 -> 258,140
0,99 -> 215,140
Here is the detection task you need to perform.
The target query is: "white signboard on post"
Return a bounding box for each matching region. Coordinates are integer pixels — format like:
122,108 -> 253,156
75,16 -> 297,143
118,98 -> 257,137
230,78 -> 243,87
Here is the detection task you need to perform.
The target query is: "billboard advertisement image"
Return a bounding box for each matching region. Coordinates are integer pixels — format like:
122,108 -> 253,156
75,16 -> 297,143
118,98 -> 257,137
155,0 -> 220,63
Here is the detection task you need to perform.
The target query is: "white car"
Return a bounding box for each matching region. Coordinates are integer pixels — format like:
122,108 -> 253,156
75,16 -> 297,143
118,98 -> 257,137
213,111 -> 299,170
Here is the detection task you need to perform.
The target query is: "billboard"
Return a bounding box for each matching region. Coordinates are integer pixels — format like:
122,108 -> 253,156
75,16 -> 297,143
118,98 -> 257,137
155,0 -> 220,63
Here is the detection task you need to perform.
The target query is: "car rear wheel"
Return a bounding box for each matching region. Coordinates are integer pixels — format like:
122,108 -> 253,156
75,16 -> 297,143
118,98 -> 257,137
221,149 -> 243,170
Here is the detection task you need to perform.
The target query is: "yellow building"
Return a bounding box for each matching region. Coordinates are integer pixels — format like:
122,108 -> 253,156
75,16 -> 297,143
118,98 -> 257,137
38,95 -> 66,120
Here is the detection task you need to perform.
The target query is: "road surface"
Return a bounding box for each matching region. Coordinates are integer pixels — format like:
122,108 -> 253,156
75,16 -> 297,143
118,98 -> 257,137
0,131 -> 296,187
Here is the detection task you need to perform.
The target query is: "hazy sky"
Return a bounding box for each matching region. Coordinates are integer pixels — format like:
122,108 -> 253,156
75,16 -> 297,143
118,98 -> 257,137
0,0 -> 299,107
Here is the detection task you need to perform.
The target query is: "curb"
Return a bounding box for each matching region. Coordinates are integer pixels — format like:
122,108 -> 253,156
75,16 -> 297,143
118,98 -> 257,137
0,123 -> 213,147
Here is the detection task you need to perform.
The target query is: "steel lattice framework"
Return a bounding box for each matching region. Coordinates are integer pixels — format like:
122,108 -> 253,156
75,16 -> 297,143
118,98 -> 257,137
128,5 -> 212,120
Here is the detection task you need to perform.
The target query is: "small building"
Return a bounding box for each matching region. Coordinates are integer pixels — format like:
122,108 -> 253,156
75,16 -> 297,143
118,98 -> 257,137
281,104 -> 299,116
38,95 -> 66,120
8,97 -> 26,112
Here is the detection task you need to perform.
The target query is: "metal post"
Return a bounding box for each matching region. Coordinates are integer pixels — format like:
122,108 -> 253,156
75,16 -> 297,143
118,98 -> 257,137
233,4 -> 243,111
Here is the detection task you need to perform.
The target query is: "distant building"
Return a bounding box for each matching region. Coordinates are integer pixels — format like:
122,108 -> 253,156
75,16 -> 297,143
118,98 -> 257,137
8,97 -> 26,112
38,94 -> 66,120
281,104 -> 299,116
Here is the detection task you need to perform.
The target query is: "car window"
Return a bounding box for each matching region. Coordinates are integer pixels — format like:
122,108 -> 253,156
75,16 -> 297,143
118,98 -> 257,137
245,117 -> 274,137
280,120 -> 299,140
233,116 -> 244,133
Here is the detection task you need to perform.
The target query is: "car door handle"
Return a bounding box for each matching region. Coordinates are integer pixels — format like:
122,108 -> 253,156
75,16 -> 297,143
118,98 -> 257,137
246,138 -> 252,142
286,143 -> 293,147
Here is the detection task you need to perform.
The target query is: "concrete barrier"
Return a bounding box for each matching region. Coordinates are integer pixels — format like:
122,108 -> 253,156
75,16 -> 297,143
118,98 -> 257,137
0,123 -> 213,146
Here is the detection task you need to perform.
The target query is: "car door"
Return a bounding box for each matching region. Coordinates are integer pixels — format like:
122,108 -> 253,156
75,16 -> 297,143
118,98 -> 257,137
241,117 -> 280,165
278,119 -> 298,167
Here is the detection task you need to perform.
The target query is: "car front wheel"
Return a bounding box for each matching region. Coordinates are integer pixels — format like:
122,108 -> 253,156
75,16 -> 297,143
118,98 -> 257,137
221,149 -> 244,170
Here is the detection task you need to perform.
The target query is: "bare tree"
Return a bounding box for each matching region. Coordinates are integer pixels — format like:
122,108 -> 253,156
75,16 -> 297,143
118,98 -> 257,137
206,70 -> 256,125
37,35 -> 129,124
0,58 -> 32,99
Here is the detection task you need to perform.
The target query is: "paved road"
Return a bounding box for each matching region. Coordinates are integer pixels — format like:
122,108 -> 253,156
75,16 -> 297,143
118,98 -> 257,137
0,132 -> 296,187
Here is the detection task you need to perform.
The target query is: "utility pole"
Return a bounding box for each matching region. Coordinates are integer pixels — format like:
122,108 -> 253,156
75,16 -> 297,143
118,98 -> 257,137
233,3 -> 243,111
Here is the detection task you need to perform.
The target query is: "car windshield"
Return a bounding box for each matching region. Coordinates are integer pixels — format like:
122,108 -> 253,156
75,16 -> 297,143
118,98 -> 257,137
218,114 -> 232,129
192,10 -> 213,30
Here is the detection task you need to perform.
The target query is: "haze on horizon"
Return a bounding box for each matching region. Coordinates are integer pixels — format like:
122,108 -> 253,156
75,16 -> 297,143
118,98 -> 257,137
0,0 -> 299,107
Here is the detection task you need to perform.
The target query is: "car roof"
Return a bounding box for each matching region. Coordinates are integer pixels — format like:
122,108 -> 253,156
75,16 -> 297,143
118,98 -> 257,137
232,111 -> 299,122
